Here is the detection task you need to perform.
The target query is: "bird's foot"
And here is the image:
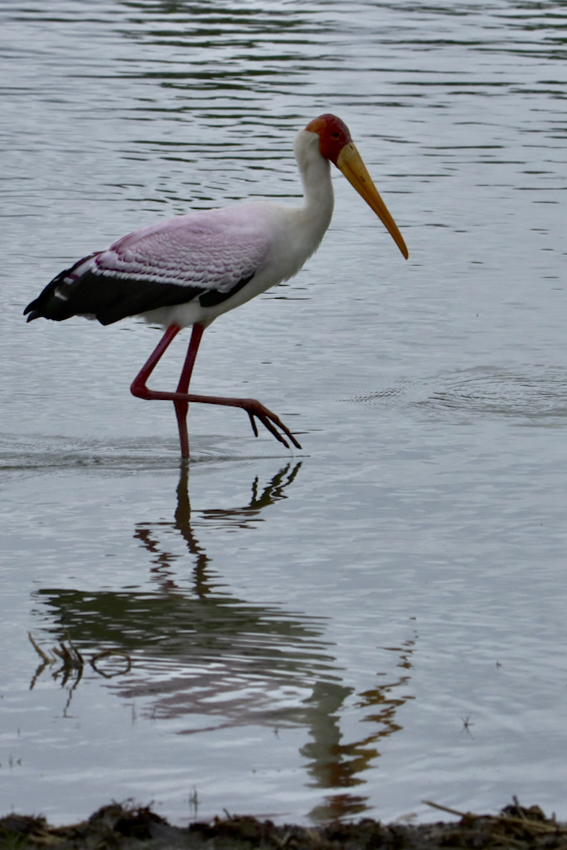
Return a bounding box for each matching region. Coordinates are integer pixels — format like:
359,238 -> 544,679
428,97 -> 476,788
239,399 -> 302,450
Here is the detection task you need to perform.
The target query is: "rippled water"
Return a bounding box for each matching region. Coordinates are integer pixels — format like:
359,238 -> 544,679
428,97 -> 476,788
1,0 -> 567,827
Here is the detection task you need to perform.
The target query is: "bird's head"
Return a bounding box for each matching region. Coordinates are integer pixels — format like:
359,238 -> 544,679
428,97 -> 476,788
305,114 -> 408,260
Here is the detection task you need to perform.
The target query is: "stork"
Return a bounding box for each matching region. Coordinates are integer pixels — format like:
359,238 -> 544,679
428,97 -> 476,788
25,114 -> 408,457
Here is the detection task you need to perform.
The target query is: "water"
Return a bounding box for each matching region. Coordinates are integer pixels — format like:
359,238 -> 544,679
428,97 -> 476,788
1,0 -> 567,827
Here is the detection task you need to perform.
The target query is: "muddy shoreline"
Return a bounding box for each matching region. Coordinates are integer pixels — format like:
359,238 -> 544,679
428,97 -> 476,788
1,801 -> 564,850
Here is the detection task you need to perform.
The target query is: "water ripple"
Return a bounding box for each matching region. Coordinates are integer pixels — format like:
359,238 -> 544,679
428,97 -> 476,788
353,366 -> 567,425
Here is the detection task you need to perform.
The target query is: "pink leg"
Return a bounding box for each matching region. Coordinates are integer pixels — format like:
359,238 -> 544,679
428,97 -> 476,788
130,323 -> 202,458
130,323 -> 301,457
173,323 -> 204,458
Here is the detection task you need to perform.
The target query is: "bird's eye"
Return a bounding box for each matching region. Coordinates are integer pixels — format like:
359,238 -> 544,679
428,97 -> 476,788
332,132 -> 340,139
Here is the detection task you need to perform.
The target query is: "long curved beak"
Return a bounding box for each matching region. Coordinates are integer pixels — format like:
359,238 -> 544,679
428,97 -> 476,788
336,143 -> 408,260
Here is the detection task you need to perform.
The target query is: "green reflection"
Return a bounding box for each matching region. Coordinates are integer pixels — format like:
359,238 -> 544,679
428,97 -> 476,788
31,462 -> 416,821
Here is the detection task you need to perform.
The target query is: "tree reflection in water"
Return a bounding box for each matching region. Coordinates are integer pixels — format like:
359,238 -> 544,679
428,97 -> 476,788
33,462 -> 416,821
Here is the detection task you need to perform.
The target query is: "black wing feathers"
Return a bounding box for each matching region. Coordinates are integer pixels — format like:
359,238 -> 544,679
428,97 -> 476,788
25,262 -> 254,326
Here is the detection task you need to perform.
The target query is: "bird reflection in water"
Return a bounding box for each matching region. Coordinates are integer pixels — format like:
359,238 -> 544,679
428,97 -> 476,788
304,639 -> 416,821
33,463 -> 416,821
134,461 -> 302,595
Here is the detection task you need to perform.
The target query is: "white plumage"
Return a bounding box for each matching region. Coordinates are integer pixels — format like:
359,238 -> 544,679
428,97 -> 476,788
25,114 -> 407,456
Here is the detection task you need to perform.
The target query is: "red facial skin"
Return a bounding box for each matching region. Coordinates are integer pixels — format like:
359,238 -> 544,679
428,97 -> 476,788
305,114 -> 353,165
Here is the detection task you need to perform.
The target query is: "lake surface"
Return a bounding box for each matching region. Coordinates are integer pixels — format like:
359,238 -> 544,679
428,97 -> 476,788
1,0 -> 567,827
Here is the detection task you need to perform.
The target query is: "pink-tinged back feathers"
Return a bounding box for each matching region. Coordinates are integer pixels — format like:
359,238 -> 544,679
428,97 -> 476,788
94,206 -> 272,292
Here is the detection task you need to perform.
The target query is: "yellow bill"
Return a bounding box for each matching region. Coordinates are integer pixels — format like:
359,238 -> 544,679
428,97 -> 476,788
337,142 -> 409,260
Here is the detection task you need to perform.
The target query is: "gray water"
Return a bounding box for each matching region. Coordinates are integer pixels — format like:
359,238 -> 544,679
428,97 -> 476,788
1,0 -> 567,827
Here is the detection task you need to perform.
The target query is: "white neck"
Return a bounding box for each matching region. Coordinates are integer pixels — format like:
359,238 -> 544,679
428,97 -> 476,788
293,129 -> 335,249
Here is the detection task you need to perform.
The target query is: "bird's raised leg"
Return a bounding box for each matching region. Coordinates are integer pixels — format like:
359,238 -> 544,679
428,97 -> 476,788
186,391 -> 302,451
131,323 -> 302,456
130,323 -> 201,458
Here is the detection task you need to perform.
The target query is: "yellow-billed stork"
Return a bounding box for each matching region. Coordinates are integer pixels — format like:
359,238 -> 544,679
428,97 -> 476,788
25,114 -> 408,457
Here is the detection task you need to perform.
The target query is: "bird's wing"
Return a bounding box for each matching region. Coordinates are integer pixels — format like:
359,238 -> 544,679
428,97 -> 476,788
25,207 -> 272,326
102,207 -> 271,293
